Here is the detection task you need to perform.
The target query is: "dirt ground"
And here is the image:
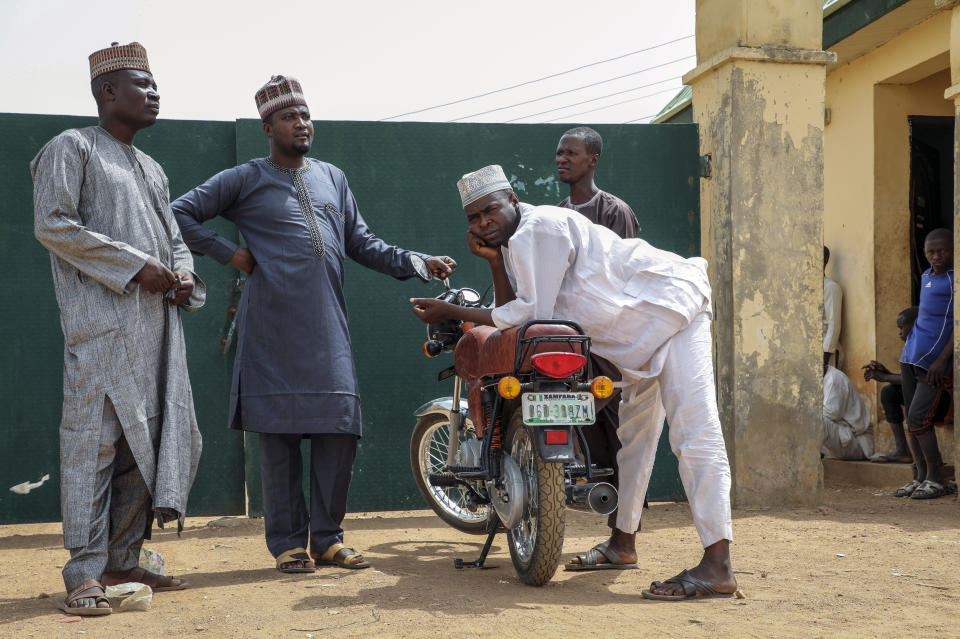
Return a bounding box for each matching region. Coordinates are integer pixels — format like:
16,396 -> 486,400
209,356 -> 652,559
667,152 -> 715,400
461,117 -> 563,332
1,479 -> 958,639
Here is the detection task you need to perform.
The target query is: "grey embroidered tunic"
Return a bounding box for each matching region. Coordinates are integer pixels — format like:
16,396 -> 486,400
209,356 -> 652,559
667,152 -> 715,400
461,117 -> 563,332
172,158 -> 424,436
31,126 -> 205,549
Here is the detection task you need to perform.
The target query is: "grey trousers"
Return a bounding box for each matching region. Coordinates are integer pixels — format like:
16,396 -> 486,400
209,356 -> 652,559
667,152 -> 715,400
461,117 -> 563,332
62,398 -> 158,592
258,433 -> 358,559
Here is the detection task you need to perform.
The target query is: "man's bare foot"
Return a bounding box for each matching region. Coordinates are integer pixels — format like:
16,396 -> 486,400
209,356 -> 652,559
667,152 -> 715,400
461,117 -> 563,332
566,528 -> 637,569
101,566 -> 188,590
60,579 -> 111,615
645,539 -> 737,598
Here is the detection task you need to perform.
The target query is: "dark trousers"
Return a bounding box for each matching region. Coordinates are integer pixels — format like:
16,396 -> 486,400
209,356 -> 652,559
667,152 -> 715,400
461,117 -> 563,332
900,365 -> 945,438
258,433 -> 358,558
580,354 -> 643,532
879,384 -> 905,424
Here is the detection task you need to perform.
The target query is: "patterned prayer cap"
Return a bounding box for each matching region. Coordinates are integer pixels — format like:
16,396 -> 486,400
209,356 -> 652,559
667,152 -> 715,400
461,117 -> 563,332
89,42 -> 150,81
457,165 -> 512,208
255,75 -> 308,121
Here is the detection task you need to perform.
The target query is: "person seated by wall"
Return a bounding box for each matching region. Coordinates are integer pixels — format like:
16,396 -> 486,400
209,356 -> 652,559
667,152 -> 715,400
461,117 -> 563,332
893,228 -> 954,499
862,306 -> 920,464
823,364 -> 875,460
824,246 -> 843,367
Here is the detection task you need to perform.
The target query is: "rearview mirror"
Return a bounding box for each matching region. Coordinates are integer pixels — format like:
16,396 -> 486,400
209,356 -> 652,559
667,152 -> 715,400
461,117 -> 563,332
410,255 -> 431,283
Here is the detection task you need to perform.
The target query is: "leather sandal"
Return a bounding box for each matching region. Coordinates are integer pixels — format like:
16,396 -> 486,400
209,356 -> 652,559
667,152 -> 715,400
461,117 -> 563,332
642,569 -> 736,601
565,541 -> 639,571
102,566 -> 188,591
894,480 -> 921,498
910,479 -> 947,500
59,579 -> 112,616
276,547 -> 316,573
311,543 -> 370,569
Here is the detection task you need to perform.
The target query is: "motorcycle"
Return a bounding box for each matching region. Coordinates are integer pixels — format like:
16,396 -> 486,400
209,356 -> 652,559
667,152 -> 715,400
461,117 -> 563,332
410,279 -> 619,585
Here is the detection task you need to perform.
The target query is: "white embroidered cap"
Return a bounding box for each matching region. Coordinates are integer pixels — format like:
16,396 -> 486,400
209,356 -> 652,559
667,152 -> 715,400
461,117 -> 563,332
457,164 -> 512,208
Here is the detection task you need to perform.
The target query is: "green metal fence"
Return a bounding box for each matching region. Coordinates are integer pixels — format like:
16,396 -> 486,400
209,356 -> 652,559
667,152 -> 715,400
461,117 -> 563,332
0,114 -> 699,523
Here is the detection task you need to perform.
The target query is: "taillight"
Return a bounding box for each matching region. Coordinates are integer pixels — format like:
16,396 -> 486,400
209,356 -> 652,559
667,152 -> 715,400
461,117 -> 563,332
544,429 -> 569,445
530,352 -> 587,379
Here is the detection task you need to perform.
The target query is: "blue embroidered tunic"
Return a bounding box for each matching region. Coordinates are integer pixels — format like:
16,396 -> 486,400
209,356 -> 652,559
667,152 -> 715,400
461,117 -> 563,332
172,157 -> 423,435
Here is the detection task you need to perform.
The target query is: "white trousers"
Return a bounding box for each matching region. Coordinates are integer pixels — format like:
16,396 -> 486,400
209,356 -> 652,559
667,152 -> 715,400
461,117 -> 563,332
614,311 -> 733,547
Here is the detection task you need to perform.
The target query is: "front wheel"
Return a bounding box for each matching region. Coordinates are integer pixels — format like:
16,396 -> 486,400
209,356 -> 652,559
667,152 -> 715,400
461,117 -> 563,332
410,413 -> 491,535
505,411 -> 565,586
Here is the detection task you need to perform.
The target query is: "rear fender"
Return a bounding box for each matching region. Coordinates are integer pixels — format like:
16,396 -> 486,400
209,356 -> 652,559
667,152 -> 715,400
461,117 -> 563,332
530,424 -> 578,463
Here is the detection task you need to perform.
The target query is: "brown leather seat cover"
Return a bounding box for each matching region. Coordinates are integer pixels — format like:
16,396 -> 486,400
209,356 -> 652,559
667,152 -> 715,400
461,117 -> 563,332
455,324 -> 585,435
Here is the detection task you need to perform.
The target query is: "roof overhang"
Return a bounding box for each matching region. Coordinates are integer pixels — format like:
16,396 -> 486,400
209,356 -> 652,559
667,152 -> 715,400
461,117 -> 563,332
653,0 -> 947,123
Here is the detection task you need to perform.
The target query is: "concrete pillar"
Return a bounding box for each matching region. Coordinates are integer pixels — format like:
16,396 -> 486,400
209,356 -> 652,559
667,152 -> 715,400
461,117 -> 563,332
685,0 -> 835,507
937,0 -> 960,491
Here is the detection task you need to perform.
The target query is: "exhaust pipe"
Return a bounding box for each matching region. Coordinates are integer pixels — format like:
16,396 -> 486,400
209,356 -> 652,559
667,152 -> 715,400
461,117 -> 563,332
566,482 -> 618,515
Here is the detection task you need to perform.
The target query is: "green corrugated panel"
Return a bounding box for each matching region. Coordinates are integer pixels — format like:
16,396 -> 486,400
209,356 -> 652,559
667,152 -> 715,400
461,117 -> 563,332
1,116 -> 698,522
234,120 -> 699,512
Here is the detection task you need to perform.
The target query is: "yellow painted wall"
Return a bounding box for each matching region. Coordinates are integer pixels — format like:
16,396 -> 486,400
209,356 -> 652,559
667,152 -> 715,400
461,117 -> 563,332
823,11 -> 951,453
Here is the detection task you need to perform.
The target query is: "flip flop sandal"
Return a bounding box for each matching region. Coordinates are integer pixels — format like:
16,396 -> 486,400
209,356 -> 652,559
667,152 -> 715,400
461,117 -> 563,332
311,543 -> 371,569
894,480 -> 921,498
102,566 -> 189,591
641,569 -> 736,601
276,548 -> 317,573
59,579 -> 112,616
565,541 -> 639,571
910,480 -> 947,500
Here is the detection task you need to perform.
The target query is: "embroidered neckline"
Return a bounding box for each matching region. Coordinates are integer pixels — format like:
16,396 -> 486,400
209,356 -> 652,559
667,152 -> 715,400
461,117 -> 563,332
265,157 -> 324,258
264,157 -> 312,174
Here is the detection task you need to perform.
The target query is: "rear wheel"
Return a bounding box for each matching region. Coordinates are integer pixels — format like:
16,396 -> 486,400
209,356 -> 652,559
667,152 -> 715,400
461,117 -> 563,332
410,413 -> 490,535
504,411 -> 565,586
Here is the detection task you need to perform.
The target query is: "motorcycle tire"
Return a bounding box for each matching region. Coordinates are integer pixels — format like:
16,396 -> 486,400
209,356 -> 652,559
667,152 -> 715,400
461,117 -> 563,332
410,413 -> 491,535
504,411 -> 565,586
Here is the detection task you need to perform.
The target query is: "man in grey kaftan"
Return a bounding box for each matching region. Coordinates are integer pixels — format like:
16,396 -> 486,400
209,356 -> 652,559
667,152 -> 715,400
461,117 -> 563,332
31,42 -> 203,613
172,75 -> 455,572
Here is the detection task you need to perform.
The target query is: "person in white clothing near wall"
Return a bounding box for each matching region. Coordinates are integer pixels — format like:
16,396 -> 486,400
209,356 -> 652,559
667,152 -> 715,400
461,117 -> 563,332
824,246 -> 843,367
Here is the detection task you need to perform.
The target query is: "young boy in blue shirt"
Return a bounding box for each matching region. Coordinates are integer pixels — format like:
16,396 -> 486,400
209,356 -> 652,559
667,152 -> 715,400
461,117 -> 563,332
896,228 -> 953,499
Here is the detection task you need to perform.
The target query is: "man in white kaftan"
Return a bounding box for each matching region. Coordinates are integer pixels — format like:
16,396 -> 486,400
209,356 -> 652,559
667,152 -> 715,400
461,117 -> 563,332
31,42 -> 203,615
411,165 -> 736,600
823,365 -> 874,460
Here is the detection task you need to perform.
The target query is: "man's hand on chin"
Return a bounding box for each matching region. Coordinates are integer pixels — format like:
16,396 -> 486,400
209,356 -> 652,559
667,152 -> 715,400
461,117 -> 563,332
410,297 -> 455,323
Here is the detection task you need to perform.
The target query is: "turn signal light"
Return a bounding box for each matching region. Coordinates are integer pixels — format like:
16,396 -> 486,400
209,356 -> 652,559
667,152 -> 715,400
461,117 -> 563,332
591,376 -> 614,399
498,376 -> 522,399
531,352 -> 587,379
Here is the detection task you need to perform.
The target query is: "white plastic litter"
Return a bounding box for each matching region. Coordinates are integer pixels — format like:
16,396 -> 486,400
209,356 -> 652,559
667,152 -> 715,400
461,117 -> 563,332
104,582 -> 153,611
139,548 -> 165,575
9,474 -> 50,495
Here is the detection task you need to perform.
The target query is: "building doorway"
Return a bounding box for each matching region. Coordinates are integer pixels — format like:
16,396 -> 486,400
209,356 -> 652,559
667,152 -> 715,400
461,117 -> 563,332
909,115 -> 955,304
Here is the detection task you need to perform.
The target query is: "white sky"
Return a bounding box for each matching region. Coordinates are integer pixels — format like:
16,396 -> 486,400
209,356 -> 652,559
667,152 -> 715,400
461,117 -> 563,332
1,0 -> 694,124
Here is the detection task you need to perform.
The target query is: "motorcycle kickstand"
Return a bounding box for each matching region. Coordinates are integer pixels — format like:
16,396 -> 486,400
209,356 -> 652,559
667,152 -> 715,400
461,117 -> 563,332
454,514 -> 501,570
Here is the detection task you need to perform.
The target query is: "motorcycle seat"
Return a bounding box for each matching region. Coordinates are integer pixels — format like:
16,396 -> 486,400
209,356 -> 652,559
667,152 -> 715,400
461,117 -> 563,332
455,323 -> 583,381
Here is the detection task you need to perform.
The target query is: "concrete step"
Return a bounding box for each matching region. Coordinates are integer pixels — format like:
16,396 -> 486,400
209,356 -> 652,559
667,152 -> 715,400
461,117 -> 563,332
822,459 -> 911,488
823,459 -> 954,488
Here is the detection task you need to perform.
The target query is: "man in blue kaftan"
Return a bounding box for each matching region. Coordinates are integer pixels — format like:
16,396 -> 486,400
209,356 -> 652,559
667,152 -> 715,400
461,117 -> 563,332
172,76 -> 455,572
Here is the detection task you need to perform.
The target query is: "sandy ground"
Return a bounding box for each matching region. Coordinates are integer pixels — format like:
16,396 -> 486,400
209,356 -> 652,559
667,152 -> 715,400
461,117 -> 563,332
1,479 -> 959,639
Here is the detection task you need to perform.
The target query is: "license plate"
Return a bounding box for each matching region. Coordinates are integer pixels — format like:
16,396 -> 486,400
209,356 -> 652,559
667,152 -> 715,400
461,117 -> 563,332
521,392 -> 595,425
